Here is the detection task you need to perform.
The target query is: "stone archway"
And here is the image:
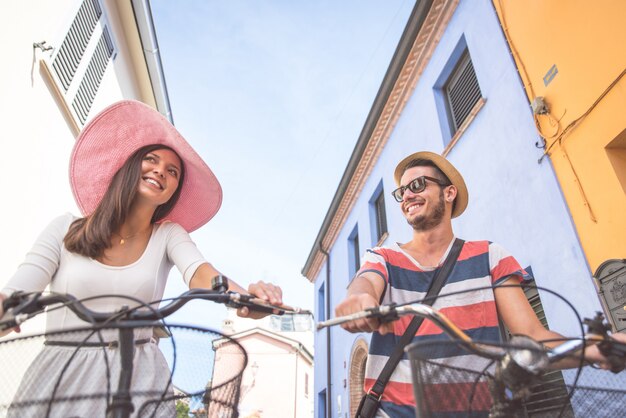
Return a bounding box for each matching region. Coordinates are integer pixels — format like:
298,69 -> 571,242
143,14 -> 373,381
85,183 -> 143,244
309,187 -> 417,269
349,339 -> 369,418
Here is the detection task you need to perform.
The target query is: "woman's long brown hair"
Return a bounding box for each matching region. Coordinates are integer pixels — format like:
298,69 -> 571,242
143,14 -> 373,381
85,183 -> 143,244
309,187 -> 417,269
64,144 -> 185,259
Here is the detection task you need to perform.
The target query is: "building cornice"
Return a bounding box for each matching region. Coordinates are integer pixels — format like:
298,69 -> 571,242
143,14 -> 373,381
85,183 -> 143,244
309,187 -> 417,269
301,0 -> 458,281
214,327 -> 314,363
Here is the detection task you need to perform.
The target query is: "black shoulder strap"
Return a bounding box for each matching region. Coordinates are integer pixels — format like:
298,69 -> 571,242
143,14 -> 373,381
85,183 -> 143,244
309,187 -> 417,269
358,238 -> 464,417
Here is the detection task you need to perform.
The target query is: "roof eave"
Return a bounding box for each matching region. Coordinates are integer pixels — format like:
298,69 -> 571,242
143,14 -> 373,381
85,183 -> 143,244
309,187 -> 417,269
301,0 -> 435,281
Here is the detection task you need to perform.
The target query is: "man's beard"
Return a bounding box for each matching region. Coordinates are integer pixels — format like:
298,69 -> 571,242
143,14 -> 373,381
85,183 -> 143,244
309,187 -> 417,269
407,189 -> 446,231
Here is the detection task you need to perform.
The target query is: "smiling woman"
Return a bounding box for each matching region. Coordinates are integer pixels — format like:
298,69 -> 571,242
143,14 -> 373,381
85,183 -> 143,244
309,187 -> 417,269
64,143 -> 188,261
0,100 -> 285,416
139,149 -> 182,203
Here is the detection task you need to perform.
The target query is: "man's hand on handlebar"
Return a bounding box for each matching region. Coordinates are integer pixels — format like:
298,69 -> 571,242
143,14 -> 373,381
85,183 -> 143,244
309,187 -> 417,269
583,332 -> 626,373
334,293 -> 395,335
334,272 -> 393,334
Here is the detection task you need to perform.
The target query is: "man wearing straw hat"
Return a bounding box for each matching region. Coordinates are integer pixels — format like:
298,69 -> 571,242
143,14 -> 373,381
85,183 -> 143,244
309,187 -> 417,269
335,151 -> 626,418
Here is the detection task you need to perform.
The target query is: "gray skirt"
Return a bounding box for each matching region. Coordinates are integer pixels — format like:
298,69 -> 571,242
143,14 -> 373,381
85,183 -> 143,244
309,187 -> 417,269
7,339 -> 175,418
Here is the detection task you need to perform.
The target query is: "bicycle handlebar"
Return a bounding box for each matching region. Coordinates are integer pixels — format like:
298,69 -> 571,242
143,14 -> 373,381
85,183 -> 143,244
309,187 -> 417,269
1,286 -> 312,332
319,303 -> 505,360
318,302 -> 626,373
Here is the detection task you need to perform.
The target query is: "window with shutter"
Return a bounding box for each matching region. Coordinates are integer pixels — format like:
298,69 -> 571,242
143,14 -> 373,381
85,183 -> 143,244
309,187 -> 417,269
348,226 -> 360,280
368,181 -> 389,247
71,28 -> 115,124
52,0 -> 102,91
374,189 -> 387,243
46,0 -> 116,127
444,51 -> 482,134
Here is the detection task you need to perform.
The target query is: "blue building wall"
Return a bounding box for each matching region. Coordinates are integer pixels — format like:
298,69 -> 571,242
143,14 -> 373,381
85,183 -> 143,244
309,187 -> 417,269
312,1 -> 613,416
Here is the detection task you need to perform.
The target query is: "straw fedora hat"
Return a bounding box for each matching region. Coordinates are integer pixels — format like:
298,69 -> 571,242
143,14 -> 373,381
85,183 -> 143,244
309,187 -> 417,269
69,100 -> 222,232
394,151 -> 468,218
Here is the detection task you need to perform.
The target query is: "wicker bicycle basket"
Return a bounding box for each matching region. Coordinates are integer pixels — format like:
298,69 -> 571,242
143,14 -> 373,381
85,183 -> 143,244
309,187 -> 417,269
0,324 -> 246,418
406,339 -> 626,418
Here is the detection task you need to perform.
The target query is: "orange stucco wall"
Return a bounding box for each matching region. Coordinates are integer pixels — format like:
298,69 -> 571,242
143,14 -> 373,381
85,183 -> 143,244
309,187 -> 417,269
492,0 -> 626,272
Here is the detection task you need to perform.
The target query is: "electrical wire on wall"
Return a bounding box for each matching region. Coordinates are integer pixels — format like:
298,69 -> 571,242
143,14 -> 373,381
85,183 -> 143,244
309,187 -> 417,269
542,67 -> 626,157
496,0 -> 558,147
534,67 -> 625,224
538,67 -> 626,224
495,0 -> 626,223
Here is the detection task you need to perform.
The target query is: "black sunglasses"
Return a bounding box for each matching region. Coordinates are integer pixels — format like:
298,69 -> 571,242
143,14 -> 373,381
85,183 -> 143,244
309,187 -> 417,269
391,176 -> 450,202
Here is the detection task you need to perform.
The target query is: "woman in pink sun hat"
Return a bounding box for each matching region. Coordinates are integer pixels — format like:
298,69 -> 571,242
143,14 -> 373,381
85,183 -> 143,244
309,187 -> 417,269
0,100 -> 283,416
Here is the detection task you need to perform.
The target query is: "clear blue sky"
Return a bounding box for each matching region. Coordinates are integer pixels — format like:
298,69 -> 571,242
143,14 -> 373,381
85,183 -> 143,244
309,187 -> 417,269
151,1 -> 414,325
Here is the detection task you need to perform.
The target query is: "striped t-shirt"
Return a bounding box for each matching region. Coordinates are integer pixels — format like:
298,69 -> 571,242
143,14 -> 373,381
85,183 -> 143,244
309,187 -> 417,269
359,239 -> 530,417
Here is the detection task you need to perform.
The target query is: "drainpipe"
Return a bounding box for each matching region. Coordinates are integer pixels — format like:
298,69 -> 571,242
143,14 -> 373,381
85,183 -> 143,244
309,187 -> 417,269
130,0 -> 174,123
320,243 -> 332,418
294,350 -> 299,417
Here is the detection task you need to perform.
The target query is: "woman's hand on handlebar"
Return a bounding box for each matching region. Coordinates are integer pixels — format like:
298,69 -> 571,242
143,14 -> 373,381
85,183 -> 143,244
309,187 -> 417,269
189,263 -> 284,318
0,294 -> 6,337
0,293 -> 21,337
237,280 -> 284,319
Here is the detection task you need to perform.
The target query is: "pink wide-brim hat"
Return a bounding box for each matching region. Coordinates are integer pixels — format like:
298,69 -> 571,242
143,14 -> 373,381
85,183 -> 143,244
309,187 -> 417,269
69,100 -> 222,232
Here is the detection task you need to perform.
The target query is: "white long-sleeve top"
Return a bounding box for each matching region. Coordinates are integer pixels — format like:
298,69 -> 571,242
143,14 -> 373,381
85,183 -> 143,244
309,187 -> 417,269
2,213 -> 206,333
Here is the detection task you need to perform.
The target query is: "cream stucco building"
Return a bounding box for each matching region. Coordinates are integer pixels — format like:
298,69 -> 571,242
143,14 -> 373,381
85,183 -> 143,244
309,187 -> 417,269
212,309 -> 314,418
0,0 -> 171,308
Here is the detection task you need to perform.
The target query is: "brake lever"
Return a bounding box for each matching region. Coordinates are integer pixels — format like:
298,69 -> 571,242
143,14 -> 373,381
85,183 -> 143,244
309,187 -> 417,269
225,292 -> 312,316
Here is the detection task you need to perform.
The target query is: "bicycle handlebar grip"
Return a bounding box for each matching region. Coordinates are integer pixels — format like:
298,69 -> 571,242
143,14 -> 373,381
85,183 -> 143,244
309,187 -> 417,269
240,303 -> 276,314
2,291 -> 27,312
1,298 -> 10,313
227,293 -> 281,315
0,292 -> 31,330
361,303 -> 399,323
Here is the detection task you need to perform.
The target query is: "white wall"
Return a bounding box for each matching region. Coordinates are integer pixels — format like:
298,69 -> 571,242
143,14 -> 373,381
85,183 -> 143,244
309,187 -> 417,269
236,333 -> 313,418
0,0 -> 151,333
